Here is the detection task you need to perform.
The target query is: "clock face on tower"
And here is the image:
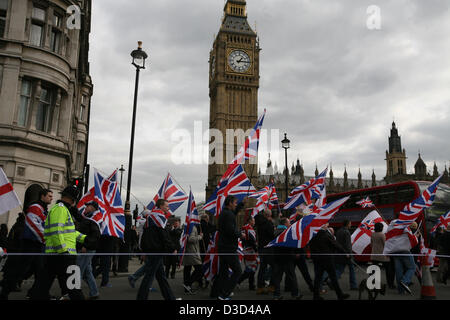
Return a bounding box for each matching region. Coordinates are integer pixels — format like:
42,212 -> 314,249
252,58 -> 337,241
227,49 -> 251,73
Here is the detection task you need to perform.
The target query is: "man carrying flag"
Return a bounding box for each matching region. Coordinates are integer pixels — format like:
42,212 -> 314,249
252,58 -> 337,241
137,199 -> 177,300
383,174 -> 442,294
216,195 -> 244,300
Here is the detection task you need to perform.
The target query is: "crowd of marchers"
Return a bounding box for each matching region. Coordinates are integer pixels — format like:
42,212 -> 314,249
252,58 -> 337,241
1,190 -> 450,300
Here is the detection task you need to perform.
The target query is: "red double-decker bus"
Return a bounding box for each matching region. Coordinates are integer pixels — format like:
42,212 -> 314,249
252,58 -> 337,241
326,180 -> 450,261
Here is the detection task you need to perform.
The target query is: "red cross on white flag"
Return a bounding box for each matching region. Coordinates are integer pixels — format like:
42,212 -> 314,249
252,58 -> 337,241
0,167 -> 21,216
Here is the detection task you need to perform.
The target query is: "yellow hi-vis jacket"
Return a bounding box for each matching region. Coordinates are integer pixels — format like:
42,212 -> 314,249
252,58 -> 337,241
44,202 -> 86,254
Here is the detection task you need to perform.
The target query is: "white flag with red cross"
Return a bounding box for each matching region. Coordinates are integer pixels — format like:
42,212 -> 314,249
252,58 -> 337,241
0,168 -> 21,216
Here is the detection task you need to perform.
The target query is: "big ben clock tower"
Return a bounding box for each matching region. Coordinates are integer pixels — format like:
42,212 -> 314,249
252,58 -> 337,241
206,0 -> 260,200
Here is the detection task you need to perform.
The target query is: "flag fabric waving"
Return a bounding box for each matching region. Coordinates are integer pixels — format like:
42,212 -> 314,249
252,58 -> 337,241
351,210 -> 387,255
203,231 -> 219,281
266,196 -> 350,249
228,109 -> 266,169
248,185 -> 271,217
77,170 -> 117,229
268,185 -> 280,210
0,167 -> 21,216
284,168 -> 328,210
147,173 -> 188,215
179,189 -> 201,266
397,174 -> 442,223
204,110 -> 265,215
204,164 -> 256,217
384,175 -> 442,250
356,197 -> 375,208
94,169 -> 125,238
430,210 -> 450,234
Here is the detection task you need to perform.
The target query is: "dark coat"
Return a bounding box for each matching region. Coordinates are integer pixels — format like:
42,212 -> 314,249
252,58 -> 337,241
76,218 -> 101,251
309,229 -> 346,261
272,226 -> 296,263
335,227 -> 352,264
217,207 -> 241,253
255,214 -> 274,249
168,226 -> 183,251
200,220 -> 216,253
141,224 -> 176,254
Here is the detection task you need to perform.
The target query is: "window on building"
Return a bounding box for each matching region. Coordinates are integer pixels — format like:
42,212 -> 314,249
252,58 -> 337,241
35,86 -> 55,133
80,94 -> 87,121
0,0 -> 7,38
76,142 -> 84,171
0,64 -> 3,92
50,12 -> 62,53
18,80 -> 32,127
30,6 -> 46,47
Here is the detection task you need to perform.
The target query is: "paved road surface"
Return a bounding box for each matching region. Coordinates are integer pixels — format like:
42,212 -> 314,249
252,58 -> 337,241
6,256 -> 449,300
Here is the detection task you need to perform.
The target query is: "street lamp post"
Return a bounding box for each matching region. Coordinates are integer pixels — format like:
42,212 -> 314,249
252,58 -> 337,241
119,42 -> 147,273
119,165 -> 125,196
281,133 -> 291,202
124,41 -> 148,215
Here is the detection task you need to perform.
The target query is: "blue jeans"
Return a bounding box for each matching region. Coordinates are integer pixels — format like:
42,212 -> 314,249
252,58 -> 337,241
130,264 -> 146,281
393,254 -> 415,293
335,262 -> 357,289
77,250 -> 99,297
136,255 -> 175,300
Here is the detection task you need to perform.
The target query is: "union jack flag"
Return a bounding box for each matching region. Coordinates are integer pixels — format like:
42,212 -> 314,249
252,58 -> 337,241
94,169 -> 125,238
397,174 -> 442,223
356,196 -> 375,208
229,109 -> 266,167
179,189 -> 201,266
203,164 -> 256,217
430,210 -> 450,234
268,184 -> 280,210
266,196 -> 350,248
145,208 -> 170,229
351,210 -> 387,255
78,170 -> 117,229
147,173 -> 188,215
249,185 -> 271,217
284,168 -> 328,210
203,231 -> 219,281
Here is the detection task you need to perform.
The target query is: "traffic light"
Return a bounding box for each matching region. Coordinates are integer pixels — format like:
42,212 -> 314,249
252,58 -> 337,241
71,176 -> 84,195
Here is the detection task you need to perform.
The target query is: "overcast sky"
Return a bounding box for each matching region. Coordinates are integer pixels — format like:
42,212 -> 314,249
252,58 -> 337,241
87,0 -> 450,218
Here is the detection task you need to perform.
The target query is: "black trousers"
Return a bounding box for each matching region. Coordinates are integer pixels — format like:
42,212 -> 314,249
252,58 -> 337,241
183,265 -> 203,287
216,253 -> 242,298
31,254 -> 84,300
313,257 -> 344,300
273,259 -> 298,297
136,255 -> 175,301
257,248 -> 273,288
238,270 -> 255,289
0,241 -> 46,299
165,255 -> 178,278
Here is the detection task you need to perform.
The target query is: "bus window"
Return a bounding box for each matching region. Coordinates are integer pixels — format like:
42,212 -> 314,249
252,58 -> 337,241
378,188 -> 396,205
396,184 -> 416,203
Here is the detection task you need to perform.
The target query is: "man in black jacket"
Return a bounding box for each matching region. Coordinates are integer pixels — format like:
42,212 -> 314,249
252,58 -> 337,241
309,223 -> 350,300
216,195 -> 244,300
137,199 -> 177,300
335,220 -> 357,290
271,218 -> 301,300
255,209 -> 275,294
76,201 -> 101,299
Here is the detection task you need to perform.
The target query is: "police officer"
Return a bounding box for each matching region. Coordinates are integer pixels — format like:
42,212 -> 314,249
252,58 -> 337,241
31,185 -> 86,300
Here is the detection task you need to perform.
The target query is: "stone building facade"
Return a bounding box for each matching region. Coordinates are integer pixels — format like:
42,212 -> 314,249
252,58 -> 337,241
0,0 -> 92,227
